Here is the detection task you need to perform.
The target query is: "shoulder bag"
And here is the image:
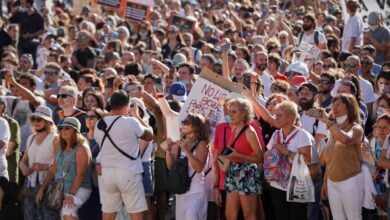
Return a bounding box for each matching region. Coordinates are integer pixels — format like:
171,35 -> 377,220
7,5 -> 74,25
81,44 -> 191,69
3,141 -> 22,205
23,135 -> 39,202
167,141 -> 199,194
43,148 -> 76,211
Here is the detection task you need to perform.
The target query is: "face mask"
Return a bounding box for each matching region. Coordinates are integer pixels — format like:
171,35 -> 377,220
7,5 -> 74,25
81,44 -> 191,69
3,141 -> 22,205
336,114 -> 348,125
181,79 -> 190,86
256,63 -> 267,71
370,25 -> 379,31
377,107 -> 386,117
224,115 -> 231,123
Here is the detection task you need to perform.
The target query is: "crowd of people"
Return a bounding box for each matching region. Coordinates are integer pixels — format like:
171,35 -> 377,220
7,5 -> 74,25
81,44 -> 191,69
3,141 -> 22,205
0,0 -> 389,219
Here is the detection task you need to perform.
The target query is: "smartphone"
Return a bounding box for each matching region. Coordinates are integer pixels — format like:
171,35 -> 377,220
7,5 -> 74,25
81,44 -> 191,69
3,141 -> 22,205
306,108 -> 323,118
155,77 -> 163,93
243,73 -> 251,88
221,43 -> 231,52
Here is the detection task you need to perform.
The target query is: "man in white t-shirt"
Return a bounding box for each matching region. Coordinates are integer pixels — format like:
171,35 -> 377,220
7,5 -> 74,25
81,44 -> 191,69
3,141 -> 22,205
94,90 -> 153,220
298,83 -> 328,145
298,14 -> 327,50
253,51 -> 273,98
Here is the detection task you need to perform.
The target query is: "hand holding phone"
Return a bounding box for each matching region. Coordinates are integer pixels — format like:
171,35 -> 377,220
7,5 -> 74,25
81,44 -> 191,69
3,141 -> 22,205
221,43 -> 231,52
306,108 -> 323,119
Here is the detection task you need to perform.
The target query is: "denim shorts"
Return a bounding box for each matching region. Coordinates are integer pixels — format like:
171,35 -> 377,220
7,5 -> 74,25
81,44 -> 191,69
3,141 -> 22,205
142,161 -> 154,196
225,162 -> 261,195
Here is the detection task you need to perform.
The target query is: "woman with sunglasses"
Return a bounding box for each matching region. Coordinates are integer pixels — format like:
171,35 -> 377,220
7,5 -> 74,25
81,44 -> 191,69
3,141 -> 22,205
78,108 -> 107,220
36,117 -> 92,220
161,25 -> 185,59
19,106 -> 60,220
163,113 -> 210,220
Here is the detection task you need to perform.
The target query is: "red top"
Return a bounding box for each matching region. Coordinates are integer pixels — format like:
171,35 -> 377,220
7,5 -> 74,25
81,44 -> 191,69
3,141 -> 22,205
213,121 -> 264,189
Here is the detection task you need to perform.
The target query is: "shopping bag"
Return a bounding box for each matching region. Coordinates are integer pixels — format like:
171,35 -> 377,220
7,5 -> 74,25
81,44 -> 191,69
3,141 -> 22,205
286,154 -> 315,203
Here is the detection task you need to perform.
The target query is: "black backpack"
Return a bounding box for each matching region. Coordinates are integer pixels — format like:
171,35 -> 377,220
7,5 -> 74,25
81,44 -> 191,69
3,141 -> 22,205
167,141 -> 199,194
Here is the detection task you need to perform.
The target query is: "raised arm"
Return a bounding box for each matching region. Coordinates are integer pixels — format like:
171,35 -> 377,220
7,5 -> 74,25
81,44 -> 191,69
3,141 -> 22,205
5,71 -> 42,107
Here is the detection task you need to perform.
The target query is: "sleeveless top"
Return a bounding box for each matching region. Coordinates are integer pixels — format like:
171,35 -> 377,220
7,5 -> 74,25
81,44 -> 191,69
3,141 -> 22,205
179,142 -> 207,195
27,133 -> 57,187
324,125 -> 362,182
54,146 -> 92,192
228,127 -> 252,163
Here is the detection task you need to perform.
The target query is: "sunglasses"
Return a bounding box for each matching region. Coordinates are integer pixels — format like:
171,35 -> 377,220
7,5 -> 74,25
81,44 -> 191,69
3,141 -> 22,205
343,63 -> 358,69
30,117 -> 44,122
167,30 -> 176,34
318,79 -> 333,85
60,127 -> 73,131
57,94 -> 71,99
361,61 -> 372,66
86,115 -> 98,119
44,71 -> 58,76
322,64 -> 334,69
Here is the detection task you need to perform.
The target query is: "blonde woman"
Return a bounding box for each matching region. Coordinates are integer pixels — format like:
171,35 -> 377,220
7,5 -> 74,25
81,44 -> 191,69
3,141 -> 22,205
20,106 -> 60,220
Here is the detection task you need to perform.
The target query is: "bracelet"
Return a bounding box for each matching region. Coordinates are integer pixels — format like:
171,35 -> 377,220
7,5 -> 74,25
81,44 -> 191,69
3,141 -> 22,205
213,185 -> 219,189
67,191 -> 76,196
326,122 -> 336,129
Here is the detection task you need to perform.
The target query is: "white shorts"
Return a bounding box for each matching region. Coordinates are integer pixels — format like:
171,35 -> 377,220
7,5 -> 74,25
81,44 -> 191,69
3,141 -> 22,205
99,168 -> 147,214
62,187 -> 92,217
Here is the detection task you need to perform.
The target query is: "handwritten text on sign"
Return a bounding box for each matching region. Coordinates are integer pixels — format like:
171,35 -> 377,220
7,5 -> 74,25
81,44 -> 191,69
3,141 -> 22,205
179,77 -> 228,137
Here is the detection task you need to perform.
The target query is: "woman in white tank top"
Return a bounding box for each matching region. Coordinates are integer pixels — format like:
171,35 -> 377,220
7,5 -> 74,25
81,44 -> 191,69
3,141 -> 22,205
19,106 -> 60,220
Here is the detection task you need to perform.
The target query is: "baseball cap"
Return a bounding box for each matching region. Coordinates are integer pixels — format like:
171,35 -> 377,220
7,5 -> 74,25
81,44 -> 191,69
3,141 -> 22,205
299,82 -> 319,94
368,12 -> 381,25
169,82 -> 187,102
59,87 -> 77,98
286,62 -> 309,78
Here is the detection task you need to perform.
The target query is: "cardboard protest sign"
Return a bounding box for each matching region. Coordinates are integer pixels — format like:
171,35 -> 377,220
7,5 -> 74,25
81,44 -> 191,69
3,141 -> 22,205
94,0 -> 122,8
123,1 -> 150,23
179,69 -> 243,140
168,14 -> 196,33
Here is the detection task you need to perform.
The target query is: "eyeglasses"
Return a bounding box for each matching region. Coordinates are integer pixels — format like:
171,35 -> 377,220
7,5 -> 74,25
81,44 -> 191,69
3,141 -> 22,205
343,63 -> 358,69
318,79 -> 333,85
44,71 -> 58,76
86,115 -> 98,119
361,61 -> 372,66
30,117 -> 43,122
57,94 -> 71,99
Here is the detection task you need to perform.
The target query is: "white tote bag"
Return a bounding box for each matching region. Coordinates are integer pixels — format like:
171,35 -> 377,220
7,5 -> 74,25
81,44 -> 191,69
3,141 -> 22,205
286,154 -> 315,203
